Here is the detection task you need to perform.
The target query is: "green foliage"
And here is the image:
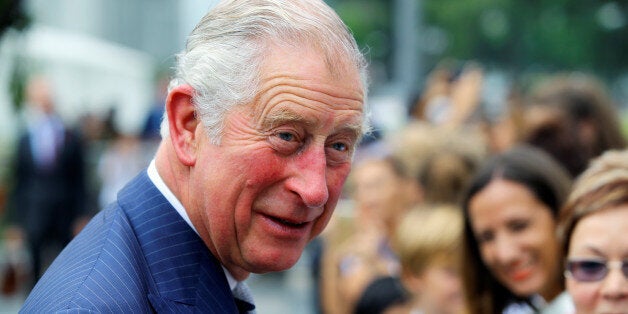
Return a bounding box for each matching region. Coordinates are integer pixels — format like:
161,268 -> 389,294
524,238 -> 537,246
423,0 -> 628,78
0,0 -> 31,38
9,58 -> 27,112
333,0 -> 392,63
1,0 -> 30,112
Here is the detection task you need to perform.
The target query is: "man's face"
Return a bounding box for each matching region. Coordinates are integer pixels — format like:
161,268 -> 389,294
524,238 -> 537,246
189,43 -> 364,279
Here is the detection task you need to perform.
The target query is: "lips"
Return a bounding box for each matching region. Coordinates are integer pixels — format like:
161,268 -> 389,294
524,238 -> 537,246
260,213 -> 312,239
268,215 -> 307,228
507,262 -> 535,282
510,267 -> 533,281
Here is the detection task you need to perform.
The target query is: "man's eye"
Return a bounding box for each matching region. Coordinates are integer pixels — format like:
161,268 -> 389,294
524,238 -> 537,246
331,142 -> 348,152
278,132 -> 295,142
269,130 -> 302,155
325,140 -> 354,164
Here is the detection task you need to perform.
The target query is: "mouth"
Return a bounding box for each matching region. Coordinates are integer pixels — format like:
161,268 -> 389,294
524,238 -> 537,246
268,216 -> 308,228
260,213 -> 312,239
507,262 -> 535,282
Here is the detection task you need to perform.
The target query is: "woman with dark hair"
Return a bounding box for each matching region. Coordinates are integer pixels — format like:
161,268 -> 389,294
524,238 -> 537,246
461,145 -> 574,313
523,73 -> 627,178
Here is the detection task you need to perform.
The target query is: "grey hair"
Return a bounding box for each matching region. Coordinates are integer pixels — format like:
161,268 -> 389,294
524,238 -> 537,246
160,0 -> 370,144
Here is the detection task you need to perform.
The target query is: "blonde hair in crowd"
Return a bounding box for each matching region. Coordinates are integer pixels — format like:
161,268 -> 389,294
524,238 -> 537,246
558,149 -> 628,256
394,204 -> 463,276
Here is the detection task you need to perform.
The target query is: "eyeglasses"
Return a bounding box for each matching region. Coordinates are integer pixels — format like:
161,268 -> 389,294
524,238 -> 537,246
565,259 -> 628,282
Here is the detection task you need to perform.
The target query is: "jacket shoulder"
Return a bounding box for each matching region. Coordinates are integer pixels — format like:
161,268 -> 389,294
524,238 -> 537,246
21,204 -> 153,312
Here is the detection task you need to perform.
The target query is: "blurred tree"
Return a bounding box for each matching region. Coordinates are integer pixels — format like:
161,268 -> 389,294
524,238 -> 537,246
9,58 -> 27,112
0,0 -> 30,39
423,0 -> 628,79
333,0 -> 627,82
332,0 -> 393,82
1,0 -> 30,111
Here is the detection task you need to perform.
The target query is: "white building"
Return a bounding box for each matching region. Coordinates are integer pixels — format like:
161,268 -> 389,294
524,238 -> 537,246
0,0 -> 217,141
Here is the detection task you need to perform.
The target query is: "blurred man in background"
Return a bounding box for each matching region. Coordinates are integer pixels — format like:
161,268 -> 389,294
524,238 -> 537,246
8,76 -> 86,289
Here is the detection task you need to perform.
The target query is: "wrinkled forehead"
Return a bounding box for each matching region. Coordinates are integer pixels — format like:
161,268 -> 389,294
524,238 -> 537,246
255,40 -> 363,99
232,38 -> 367,139
259,36 -> 364,86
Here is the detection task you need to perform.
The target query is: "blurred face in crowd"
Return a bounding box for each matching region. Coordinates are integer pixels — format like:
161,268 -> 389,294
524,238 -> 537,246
468,179 -> 561,299
352,160 -> 412,232
566,206 -> 628,314
522,104 -> 591,177
27,77 -> 56,114
417,259 -> 465,314
188,43 -> 364,280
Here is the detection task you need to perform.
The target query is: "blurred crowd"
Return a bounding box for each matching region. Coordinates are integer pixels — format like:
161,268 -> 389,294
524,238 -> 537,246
315,62 -> 628,314
0,74 -> 165,295
1,60 -> 628,314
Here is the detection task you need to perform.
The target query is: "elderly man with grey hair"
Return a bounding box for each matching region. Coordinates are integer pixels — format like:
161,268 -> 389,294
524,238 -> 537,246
21,0 -> 368,312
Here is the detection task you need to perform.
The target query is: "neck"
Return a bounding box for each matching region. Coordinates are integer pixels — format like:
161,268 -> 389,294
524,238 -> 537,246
155,140 -> 189,201
539,275 -> 562,303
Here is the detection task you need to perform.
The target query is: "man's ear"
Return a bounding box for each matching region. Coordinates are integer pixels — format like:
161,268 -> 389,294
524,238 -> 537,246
166,84 -> 199,166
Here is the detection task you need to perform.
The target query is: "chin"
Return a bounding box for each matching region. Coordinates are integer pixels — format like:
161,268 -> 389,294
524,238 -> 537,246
247,250 -> 302,273
509,279 -> 544,298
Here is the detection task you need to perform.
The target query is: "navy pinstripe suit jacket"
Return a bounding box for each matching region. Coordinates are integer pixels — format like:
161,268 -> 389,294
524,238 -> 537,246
20,170 -> 239,313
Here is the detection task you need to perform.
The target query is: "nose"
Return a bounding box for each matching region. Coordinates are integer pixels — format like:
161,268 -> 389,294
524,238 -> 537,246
493,233 -> 519,265
600,264 -> 628,300
286,146 -> 329,208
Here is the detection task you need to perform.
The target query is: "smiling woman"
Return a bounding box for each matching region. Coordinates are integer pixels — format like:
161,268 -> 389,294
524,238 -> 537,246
460,144 -> 574,314
558,149 -> 628,314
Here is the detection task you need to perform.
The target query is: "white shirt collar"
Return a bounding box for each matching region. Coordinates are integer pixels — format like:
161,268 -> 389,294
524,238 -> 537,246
147,159 -> 197,235
147,159 -> 239,291
223,266 -> 238,291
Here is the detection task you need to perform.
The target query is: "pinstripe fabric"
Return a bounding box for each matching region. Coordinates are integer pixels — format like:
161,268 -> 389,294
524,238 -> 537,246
21,171 -> 239,313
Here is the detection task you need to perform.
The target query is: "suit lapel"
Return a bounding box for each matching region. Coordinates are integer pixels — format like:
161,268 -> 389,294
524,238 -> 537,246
118,171 -> 238,313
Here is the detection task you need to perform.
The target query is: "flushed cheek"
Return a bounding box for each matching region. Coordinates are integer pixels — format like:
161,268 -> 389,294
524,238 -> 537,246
325,165 -> 352,200
327,165 -> 352,195
328,165 -> 351,190
227,150 -> 285,223
243,168 -> 284,192
238,147 -> 285,182
567,281 -> 597,310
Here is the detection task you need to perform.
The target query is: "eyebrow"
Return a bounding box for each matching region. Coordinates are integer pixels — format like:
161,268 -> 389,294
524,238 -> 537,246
580,245 -> 607,258
583,243 -> 628,260
260,108 -> 314,131
259,107 -> 364,140
337,120 -> 364,142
